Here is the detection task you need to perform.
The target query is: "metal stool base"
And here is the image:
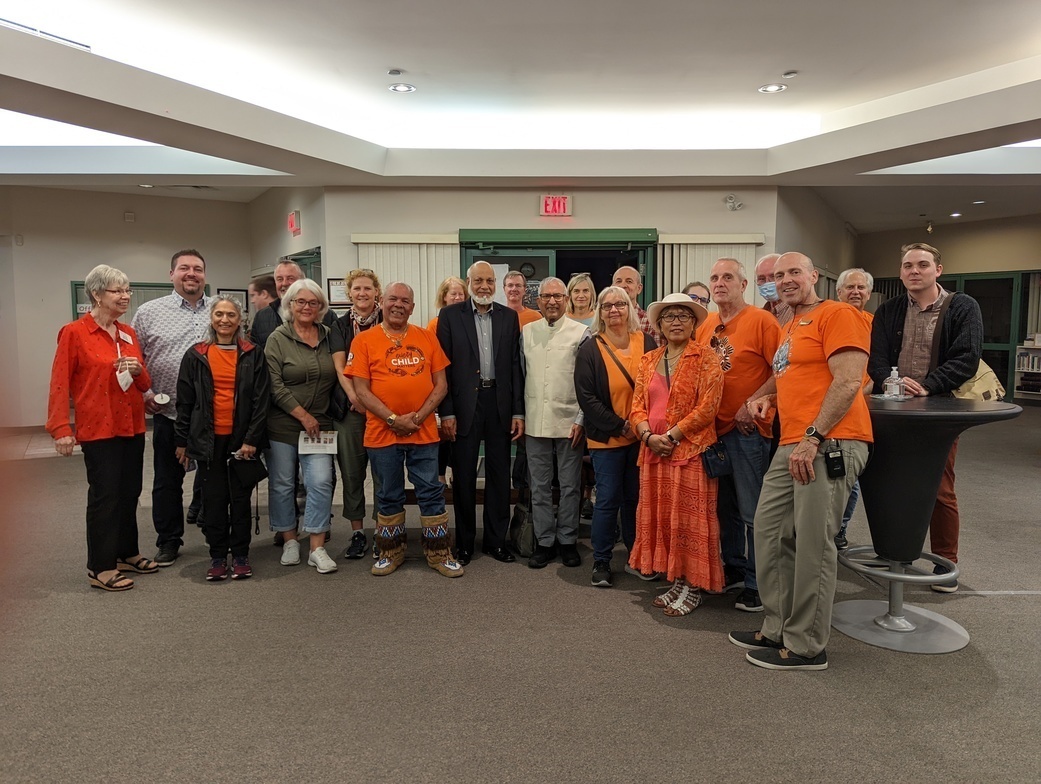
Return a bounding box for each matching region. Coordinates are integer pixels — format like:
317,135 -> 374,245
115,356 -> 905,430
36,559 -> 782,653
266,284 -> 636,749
832,600 -> 969,653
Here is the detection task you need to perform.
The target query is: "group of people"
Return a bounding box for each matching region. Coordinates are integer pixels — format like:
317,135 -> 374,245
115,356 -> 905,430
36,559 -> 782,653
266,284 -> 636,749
48,242 -> 982,671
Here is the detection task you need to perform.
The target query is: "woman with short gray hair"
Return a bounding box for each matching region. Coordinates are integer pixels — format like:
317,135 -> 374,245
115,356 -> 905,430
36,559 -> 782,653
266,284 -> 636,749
47,264 -> 156,591
266,278 -> 338,574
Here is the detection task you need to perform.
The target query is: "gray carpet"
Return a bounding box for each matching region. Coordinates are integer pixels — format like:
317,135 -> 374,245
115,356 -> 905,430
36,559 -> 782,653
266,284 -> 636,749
1,408 -> 1039,783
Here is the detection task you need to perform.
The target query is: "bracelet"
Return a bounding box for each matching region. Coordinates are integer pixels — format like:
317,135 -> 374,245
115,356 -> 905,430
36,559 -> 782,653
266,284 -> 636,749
642,430 -> 652,443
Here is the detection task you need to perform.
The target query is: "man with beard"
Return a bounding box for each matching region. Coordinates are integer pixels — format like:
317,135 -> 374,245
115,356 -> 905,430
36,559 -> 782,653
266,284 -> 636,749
133,249 -> 211,565
437,261 -> 524,565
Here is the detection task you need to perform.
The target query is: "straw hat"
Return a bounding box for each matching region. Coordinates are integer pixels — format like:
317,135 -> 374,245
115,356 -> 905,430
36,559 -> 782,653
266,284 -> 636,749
646,293 -> 709,333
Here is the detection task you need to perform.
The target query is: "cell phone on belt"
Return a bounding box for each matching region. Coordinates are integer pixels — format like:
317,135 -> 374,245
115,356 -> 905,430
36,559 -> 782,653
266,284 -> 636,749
825,441 -> 845,479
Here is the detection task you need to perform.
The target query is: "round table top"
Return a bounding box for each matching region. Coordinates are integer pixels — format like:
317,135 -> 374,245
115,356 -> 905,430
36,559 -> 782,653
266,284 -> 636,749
867,395 -> 1022,421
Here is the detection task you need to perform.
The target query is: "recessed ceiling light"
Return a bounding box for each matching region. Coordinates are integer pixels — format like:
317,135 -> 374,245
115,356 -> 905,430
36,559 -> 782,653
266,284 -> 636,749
758,83 -> 787,94
949,212 -> 962,218
972,200 -> 985,204
138,184 -> 154,188
781,71 -> 799,79
388,83 -> 416,93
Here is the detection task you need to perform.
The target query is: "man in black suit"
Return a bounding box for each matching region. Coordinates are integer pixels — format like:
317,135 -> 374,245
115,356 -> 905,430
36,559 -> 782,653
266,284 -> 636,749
437,261 -> 525,565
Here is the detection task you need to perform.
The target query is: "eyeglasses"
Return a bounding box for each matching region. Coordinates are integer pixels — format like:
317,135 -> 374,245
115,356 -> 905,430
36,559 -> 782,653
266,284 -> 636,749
539,293 -> 566,301
710,322 -> 726,348
600,302 -> 629,311
105,288 -> 133,296
659,312 -> 693,324
689,294 -> 710,305
292,298 -> 321,309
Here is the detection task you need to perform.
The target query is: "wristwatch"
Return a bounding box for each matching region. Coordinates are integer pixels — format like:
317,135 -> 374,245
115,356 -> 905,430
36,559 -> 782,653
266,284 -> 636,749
666,431 -> 681,446
386,414 -> 397,427
804,426 -> 824,445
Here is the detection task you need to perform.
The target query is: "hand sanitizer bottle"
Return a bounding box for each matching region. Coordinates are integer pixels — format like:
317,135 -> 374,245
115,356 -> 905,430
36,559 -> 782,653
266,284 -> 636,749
883,367 -> 904,399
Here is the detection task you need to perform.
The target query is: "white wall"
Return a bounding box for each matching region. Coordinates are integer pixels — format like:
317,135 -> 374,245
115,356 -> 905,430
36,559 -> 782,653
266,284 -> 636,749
318,187 -> 780,275
2,186 -> 251,427
248,187 -> 327,275
775,186 -> 856,278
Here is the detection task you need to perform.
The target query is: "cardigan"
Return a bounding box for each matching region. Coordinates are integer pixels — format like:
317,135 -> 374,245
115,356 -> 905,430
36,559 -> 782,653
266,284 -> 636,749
574,332 -> 658,443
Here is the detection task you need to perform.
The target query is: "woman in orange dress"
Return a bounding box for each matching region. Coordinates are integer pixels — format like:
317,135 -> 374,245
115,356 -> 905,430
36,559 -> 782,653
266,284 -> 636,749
629,293 -> 724,615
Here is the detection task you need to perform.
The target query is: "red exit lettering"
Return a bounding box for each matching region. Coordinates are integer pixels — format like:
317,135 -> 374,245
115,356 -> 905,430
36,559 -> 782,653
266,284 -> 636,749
540,195 -> 571,216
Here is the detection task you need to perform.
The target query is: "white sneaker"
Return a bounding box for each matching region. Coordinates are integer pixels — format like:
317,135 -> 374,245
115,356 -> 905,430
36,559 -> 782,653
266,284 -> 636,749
280,538 -> 301,566
308,546 -> 338,574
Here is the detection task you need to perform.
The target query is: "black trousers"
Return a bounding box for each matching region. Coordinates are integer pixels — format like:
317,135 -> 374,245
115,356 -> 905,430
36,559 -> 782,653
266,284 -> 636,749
151,414 -> 204,548
451,386 -> 512,551
80,435 -> 145,574
199,434 -> 253,559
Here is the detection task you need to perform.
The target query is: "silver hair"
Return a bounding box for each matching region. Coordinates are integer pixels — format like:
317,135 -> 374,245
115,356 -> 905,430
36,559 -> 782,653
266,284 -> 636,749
837,267 -> 874,291
279,278 -> 328,322
385,281 -> 415,300
466,261 -> 496,281
712,258 -> 747,281
205,296 -> 244,344
538,276 -> 565,296
590,286 -> 641,335
84,264 -> 129,307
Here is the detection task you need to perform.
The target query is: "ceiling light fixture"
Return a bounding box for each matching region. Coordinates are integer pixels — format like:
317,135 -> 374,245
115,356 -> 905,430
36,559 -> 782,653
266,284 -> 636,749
972,200 -> 985,205
926,221 -> 934,234
949,212 -> 962,218
758,84 -> 787,94
388,83 -> 416,93
781,71 -> 799,79
138,184 -> 154,188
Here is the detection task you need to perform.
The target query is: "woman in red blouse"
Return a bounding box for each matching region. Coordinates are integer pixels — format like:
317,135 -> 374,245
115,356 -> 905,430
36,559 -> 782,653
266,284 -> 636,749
47,265 -> 155,592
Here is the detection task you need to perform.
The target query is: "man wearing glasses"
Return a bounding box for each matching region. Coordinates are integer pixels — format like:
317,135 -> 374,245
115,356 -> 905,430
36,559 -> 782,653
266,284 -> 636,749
697,258 -> 781,613
132,249 -> 211,566
521,277 -> 590,569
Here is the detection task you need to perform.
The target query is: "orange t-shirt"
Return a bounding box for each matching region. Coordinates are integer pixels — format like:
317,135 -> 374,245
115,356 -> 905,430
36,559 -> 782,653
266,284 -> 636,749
773,300 -> 872,445
698,307 -> 781,438
426,316 -> 439,333
587,333 -> 647,449
207,344 -> 238,435
515,308 -> 542,327
344,324 -> 450,448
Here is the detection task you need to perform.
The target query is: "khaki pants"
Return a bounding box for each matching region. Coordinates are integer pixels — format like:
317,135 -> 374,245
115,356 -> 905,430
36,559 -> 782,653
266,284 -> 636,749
754,440 -> 869,658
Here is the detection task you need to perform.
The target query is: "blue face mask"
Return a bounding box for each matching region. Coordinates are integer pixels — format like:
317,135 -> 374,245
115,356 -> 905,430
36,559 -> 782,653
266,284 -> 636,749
757,282 -> 779,302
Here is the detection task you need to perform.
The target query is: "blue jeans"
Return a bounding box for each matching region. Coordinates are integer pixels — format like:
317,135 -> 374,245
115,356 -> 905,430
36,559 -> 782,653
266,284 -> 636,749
589,443 -> 640,563
718,428 -> 771,591
267,440 -> 334,534
838,480 -> 860,537
367,442 -> 444,517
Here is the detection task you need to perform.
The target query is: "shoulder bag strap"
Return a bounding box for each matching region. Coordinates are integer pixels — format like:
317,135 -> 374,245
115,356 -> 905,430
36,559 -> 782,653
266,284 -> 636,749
596,335 -> 636,389
929,291 -> 956,373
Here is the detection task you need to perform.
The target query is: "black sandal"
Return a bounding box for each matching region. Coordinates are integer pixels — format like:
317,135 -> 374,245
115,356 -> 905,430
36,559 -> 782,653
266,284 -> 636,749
116,556 -> 159,574
88,571 -> 134,592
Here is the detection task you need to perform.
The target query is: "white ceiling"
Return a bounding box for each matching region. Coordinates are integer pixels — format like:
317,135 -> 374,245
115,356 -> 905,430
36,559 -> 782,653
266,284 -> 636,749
2,0 -> 1041,231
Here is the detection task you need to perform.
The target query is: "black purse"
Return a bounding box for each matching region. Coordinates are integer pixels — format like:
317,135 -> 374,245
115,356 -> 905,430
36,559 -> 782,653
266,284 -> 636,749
228,454 -> 268,488
701,440 -> 733,479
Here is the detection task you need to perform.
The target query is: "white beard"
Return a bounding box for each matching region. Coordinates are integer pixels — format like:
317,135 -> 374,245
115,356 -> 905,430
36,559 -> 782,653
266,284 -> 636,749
472,294 -> 494,306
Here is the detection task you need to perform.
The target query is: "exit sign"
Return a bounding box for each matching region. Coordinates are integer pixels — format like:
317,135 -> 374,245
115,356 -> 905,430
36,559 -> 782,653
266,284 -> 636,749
540,194 -> 572,216
288,210 -> 301,235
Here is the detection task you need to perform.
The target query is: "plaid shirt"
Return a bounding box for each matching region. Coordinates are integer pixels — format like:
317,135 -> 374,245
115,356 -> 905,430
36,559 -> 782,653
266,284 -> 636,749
637,306 -> 665,347
131,292 -> 211,417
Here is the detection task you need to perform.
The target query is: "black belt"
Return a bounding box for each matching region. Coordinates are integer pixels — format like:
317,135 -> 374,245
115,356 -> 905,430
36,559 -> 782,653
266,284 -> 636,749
479,378 -> 496,388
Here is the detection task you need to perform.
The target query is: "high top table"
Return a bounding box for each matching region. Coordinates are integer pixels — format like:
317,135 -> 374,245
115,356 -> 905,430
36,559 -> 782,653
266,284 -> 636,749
832,396 -> 1021,653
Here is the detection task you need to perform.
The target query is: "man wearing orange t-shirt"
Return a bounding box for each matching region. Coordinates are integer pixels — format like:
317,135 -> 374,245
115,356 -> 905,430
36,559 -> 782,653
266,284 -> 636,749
729,253 -> 871,671
345,282 -> 462,579
699,258 -> 781,614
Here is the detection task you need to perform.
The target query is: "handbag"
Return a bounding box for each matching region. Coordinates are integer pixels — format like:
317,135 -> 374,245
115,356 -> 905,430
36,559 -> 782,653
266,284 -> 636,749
952,360 -> 1005,402
329,384 -> 350,421
701,440 -> 733,478
509,500 -> 536,558
228,454 -> 268,488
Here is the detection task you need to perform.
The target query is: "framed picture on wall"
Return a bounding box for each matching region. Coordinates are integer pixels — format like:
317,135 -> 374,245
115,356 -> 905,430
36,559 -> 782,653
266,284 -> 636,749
216,288 -> 249,315
327,278 -> 349,306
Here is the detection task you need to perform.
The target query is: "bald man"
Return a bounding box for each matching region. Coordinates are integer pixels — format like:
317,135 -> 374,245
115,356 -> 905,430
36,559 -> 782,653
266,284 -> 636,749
436,262 -> 525,565
730,252 -> 871,671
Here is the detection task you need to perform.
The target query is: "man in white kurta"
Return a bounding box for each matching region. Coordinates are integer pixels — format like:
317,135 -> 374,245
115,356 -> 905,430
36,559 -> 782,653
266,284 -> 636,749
521,277 -> 589,569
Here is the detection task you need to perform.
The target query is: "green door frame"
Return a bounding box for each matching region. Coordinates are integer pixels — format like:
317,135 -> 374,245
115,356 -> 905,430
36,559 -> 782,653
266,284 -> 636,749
458,228 -> 659,308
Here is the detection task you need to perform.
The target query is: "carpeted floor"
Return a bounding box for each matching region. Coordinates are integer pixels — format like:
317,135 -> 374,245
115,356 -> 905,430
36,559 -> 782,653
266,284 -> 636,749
1,408 -> 1039,783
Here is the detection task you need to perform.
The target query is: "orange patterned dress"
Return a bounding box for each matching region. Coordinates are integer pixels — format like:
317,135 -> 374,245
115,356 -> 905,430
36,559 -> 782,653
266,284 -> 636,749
628,342 -> 725,590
